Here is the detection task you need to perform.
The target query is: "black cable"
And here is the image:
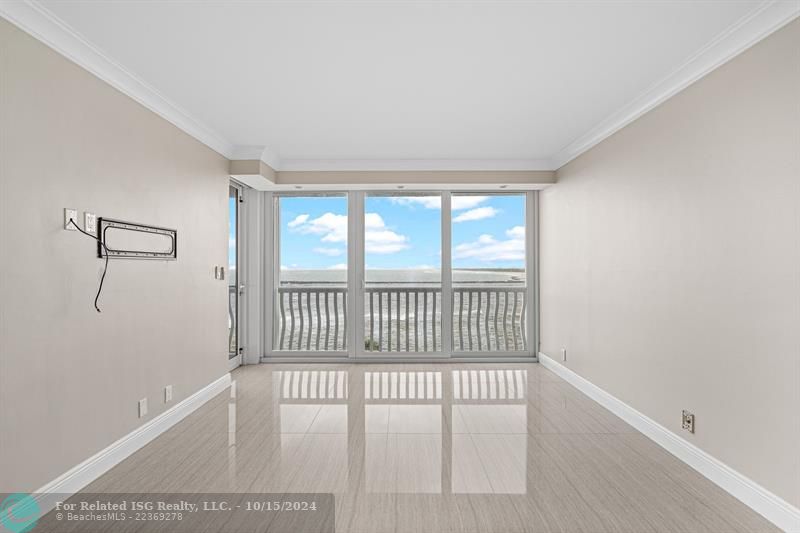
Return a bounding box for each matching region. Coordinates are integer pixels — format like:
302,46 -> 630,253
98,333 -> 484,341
68,218 -> 109,313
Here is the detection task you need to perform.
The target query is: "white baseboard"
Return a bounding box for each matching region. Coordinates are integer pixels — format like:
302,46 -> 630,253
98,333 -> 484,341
538,352 -> 800,533
29,373 -> 231,515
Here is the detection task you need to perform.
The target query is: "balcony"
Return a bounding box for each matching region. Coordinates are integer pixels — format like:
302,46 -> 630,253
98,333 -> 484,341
274,283 -> 528,353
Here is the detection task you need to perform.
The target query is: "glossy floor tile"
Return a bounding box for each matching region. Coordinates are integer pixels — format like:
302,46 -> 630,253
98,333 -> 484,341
78,363 -> 778,533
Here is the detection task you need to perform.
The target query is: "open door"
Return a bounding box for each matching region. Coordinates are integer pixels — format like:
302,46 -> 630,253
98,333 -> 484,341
228,182 -> 243,369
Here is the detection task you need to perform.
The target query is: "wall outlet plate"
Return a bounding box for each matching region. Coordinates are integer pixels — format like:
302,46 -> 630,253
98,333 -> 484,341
84,212 -> 97,234
165,385 -> 173,403
681,410 -> 695,433
64,208 -> 77,230
138,398 -> 148,418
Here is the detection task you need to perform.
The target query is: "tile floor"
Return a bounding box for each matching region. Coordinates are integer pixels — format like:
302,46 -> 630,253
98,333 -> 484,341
74,363 -> 778,532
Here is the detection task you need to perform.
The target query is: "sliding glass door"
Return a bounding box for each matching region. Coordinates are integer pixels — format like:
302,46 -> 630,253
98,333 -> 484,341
451,193 -> 529,354
273,194 -> 348,353
363,194 -> 442,354
269,191 -> 536,359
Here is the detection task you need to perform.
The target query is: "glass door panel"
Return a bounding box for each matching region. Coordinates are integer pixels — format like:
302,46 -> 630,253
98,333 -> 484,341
363,194 -> 442,353
228,184 -> 240,360
451,193 -> 527,354
273,194 -> 348,353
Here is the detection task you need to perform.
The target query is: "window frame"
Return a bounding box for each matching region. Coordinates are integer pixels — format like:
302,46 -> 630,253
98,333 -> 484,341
264,189 -> 538,361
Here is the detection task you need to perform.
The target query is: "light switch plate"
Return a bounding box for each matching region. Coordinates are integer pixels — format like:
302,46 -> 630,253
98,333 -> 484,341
138,398 -> 148,418
64,208 -> 77,230
165,385 -> 173,403
84,212 -> 97,234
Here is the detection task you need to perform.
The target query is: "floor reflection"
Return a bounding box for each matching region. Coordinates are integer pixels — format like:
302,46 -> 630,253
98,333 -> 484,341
83,363 -> 776,533
451,369 -> 528,494
270,370 -> 350,493
247,367 -> 531,497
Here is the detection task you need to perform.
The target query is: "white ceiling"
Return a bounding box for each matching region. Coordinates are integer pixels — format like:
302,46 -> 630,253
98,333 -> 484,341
9,1 -> 798,169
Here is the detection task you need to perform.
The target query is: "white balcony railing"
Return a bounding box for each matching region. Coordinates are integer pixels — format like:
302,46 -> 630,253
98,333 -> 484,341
364,287 -> 441,353
229,285 -> 237,355
276,287 -> 348,351
452,287 -> 527,352
275,285 -> 527,353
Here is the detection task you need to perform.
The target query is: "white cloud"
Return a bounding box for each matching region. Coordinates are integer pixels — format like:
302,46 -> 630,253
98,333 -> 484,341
453,225 -> 526,263
390,195 -> 488,211
290,211 -> 409,254
390,196 -> 441,209
452,196 -> 490,210
506,225 -> 525,239
287,214 -> 309,228
364,212 -> 384,229
313,247 -> 344,257
453,206 -> 498,223
289,212 -> 348,243
364,212 -> 409,254
366,229 -> 409,254
326,263 -> 348,270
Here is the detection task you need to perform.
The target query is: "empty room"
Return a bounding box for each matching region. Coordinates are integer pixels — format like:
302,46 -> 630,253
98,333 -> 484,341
0,1 -> 798,532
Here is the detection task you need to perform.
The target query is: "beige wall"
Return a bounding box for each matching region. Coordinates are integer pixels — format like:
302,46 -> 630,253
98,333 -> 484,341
541,19 -> 800,506
0,19 -> 230,491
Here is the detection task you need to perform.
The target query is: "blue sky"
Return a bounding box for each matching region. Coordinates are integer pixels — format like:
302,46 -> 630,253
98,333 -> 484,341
276,194 -> 526,270
228,195 -> 237,270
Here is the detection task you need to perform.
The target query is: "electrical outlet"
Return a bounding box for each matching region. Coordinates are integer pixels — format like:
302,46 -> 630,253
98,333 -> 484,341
560,347 -> 567,361
64,208 -> 77,230
138,398 -> 148,418
681,410 -> 695,433
84,212 -> 97,234
165,385 -> 173,403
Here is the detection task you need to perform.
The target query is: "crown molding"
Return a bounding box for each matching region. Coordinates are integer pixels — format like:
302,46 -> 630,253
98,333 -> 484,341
277,158 -> 555,172
230,145 -> 281,170
550,0 -> 800,170
259,147 -> 282,170
3,0 -> 797,173
229,145 -> 267,160
0,0 -> 237,159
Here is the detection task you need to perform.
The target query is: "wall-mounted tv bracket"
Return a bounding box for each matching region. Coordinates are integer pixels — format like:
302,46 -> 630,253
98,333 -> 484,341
98,218 -> 177,260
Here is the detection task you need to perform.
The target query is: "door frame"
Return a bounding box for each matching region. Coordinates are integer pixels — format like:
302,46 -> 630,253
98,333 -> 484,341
228,180 -> 245,370
349,191 -> 452,360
